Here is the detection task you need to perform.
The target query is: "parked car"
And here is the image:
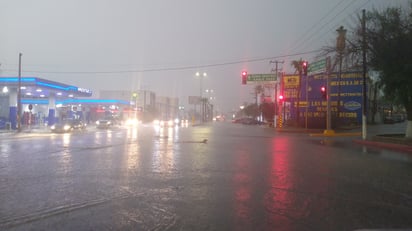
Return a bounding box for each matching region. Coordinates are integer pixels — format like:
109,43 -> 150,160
232,117 -> 264,125
50,119 -> 86,133
384,114 -> 405,124
383,116 -> 395,124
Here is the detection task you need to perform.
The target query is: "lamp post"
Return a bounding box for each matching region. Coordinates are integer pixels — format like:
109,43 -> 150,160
17,53 -> 22,132
205,89 -> 214,121
196,72 -> 207,122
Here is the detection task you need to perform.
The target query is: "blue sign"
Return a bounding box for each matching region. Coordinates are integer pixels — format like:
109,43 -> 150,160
282,71 -> 366,129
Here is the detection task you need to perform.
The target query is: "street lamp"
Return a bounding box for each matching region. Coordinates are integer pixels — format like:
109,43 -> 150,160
196,72 -> 207,98
336,26 -> 347,52
205,89 -> 214,99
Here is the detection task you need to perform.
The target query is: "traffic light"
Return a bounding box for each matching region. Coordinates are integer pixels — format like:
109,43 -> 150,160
321,86 -> 326,99
241,71 -> 247,85
302,61 -> 308,76
278,95 -> 284,101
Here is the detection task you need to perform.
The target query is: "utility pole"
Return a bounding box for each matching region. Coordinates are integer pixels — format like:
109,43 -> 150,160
337,26 -> 347,126
362,9 -> 368,140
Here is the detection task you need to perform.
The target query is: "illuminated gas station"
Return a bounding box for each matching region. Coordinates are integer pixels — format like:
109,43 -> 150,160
0,77 -> 92,129
0,77 -> 178,130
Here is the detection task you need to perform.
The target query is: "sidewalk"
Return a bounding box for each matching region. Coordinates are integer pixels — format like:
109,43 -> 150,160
354,139 -> 412,153
275,122 -> 412,154
0,125 -> 52,139
354,122 -> 412,154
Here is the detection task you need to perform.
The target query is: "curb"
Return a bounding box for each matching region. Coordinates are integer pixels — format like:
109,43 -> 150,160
310,132 -> 362,137
353,139 -> 412,154
275,128 -> 324,133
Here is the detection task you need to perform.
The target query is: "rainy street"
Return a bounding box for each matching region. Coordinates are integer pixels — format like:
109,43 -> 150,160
1,123 -> 412,231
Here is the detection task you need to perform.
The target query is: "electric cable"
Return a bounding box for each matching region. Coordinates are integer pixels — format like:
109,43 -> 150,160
4,50 -> 321,75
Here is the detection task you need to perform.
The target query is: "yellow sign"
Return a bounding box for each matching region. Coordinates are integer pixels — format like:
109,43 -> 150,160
283,75 -> 300,88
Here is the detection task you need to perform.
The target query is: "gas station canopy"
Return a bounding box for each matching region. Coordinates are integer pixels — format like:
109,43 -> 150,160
0,77 -> 92,98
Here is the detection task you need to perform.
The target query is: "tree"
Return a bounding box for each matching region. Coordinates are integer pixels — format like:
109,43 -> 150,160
291,59 -> 304,74
321,4 -> 412,137
364,5 -> 412,137
243,103 -> 260,118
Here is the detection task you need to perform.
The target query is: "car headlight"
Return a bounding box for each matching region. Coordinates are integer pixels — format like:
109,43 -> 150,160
50,125 -> 56,130
96,121 -> 100,125
63,125 -> 71,130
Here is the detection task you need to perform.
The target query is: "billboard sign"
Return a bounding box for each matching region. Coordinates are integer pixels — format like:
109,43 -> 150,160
280,72 -> 366,128
188,96 -> 201,105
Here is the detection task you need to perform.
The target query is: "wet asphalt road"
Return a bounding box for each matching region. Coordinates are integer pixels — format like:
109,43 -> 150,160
1,123 -> 412,231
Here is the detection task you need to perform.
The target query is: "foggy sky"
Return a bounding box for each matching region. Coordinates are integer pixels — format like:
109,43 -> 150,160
0,0 -> 408,113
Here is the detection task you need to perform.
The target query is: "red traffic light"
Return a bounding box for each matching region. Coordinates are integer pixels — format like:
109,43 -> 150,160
321,86 -> 327,99
278,95 -> 284,100
302,61 -> 308,75
241,71 -> 248,85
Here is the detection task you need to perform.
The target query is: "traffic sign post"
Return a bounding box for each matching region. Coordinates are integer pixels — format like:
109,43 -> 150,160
308,59 -> 327,75
247,74 -> 277,82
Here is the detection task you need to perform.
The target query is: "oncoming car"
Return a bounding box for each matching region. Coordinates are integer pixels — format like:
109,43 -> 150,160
153,119 -> 174,127
96,116 -> 121,129
50,119 -> 86,133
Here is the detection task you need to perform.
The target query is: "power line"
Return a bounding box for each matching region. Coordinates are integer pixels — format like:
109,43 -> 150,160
291,0 -> 358,54
289,0 -> 347,53
5,49 -> 321,75
313,0 -> 371,55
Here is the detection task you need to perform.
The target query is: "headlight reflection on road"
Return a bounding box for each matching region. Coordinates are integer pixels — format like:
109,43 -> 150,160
127,126 -> 138,140
106,130 -> 113,142
125,128 -> 140,172
152,125 -> 178,173
1,143 -> 10,160
59,133 -> 73,175
62,133 -> 71,147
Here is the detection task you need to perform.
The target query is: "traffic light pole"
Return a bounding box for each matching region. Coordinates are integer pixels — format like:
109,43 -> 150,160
362,9 -> 368,140
305,73 -> 308,129
270,60 -> 284,128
